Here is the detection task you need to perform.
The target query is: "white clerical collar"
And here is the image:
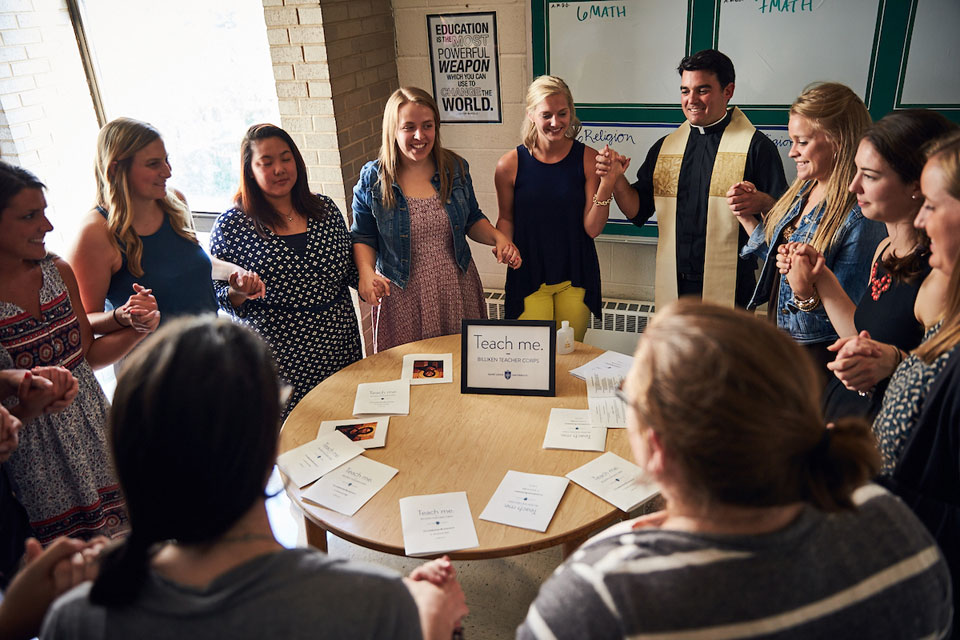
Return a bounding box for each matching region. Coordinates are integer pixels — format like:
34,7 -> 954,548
691,109 -> 731,135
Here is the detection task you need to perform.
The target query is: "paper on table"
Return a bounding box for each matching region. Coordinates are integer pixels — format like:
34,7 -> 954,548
353,379 -> 410,416
402,353 -> 454,385
479,470 -> 569,532
301,455 -> 398,516
276,431 -> 365,488
588,396 -> 627,428
543,408 -> 606,451
399,491 -> 480,557
318,416 -> 389,449
585,372 -> 628,428
566,452 -> 659,512
569,350 -> 634,381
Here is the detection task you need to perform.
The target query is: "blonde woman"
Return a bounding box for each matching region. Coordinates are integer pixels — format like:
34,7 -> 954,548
495,76 -> 614,341
352,87 -> 518,352
740,83 -> 886,371
69,118 -> 261,339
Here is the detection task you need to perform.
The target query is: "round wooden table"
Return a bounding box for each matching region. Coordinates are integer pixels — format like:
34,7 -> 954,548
278,334 -> 637,559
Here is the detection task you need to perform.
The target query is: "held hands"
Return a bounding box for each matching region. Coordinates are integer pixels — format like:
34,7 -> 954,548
118,283 -> 160,333
777,242 -> 824,300
404,556 -> 468,640
726,181 -> 774,218
595,144 -> 631,182
228,269 -> 267,302
0,405 -> 21,463
0,536 -> 109,640
28,366 -> 79,413
827,330 -> 900,392
492,234 -> 522,270
358,271 -> 391,305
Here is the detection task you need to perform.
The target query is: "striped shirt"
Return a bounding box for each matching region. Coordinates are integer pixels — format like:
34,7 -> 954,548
518,485 -> 952,639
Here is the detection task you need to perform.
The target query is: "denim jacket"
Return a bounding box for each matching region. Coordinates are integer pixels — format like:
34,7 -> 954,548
350,158 -> 487,289
742,182 -> 887,344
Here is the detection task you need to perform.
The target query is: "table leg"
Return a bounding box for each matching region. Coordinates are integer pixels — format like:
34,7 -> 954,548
305,518 -> 328,553
561,536 -> 587,559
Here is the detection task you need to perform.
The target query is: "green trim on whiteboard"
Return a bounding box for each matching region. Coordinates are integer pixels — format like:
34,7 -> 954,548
861,0 -> 886,107
532,1 -> 546,75
895,0 -> 919,108
688,0 -> 711,53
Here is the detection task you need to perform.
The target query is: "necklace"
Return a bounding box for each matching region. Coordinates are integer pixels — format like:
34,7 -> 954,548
869,259 -> 892,301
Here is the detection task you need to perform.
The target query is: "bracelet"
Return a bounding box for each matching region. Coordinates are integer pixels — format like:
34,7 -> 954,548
793,289 -> 820,312
592,193 -> 613,207
893,346 -> 905,368
113,306 -> 129,327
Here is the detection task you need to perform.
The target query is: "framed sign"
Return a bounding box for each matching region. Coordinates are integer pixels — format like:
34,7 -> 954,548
427,11 -> 502,123
461,319 -> 556,396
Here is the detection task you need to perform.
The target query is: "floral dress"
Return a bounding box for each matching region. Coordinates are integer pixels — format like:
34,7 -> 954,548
0,258 -> 127,544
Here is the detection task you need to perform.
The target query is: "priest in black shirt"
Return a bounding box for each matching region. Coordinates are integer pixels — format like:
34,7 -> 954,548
598,49 -> 787,309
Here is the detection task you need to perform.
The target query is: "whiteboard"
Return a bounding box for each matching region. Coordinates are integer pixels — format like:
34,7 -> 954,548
717,0 -> 880,105
548,0 -> 687,105
901,0 -> 960,105
578,121 -> 795,227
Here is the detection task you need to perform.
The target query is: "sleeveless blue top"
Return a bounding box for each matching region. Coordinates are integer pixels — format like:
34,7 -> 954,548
504,141 -> 601,319
99,207 -> 218,320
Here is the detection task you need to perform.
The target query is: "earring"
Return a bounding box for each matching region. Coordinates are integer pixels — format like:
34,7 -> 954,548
911,194 -> 919,200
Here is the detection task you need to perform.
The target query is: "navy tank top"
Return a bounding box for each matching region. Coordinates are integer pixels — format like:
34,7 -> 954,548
100,207 -> 218,321
504,141 -> 601,319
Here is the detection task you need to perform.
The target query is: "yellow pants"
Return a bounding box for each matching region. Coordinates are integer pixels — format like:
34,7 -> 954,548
519,281 -> 591,342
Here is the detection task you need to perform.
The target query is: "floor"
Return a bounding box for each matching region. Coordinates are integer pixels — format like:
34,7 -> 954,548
264,467 -> 564,640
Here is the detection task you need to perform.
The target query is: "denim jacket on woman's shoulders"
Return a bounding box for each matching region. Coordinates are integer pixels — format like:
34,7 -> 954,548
741,182 -> 887,344
350,158 -> 487,289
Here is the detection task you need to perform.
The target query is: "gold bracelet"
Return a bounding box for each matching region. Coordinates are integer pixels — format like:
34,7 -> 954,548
793,290 -> 820,312
592,193 -> 613,207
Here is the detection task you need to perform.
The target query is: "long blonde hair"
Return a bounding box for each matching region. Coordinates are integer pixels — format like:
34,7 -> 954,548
376,87 -> 463,211
94,118 -> 196,278
915,130 -> 960,363
521,75 -> 582,153
764,83 -> 871,253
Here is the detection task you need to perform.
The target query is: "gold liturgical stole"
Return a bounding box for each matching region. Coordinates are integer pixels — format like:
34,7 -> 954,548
652,106 -> 755,309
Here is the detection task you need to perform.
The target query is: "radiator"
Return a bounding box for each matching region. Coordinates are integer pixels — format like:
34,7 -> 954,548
483,290 -> 654,334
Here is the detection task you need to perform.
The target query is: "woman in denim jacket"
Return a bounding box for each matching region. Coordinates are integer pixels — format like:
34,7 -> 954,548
737,83 -> 886,373
352,87 -> 519,352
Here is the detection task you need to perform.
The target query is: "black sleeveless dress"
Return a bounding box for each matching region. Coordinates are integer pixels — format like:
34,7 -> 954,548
822,248 -> 931,421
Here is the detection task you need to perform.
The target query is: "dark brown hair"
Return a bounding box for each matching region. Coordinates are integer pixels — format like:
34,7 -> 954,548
862,110 -> 957,281
629,299 -> 880,511
89,317 -> 281,606
235,123 -> 329,236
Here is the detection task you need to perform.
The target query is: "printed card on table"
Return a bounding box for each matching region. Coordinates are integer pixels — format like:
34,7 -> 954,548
479,470 -> 569,532
399,491 -> 480,557
542,408 -> 606,452
568,350 -> 634,381
402,353 -> 454,385
566,452 -> 659,512
301,456 -> 398,516
276,431 -> 365,488
353,379 -> 410,416
318,416 -> 389,449
587,396 -> 627,428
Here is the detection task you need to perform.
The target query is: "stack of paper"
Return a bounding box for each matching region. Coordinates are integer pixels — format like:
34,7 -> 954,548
586,372 -> 628,428
302,456 -> 398,516
353,379 -> 411,416
399,491 -> 479,556
568,350 -> 634,381
479,471 -> 569,532
542,408 -> 606,451
566,452 -> 659,512
276,431 -> 365,488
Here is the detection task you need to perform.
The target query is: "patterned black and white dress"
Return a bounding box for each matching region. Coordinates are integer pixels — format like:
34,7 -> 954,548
0,258 -> 127,544
210,198 -> 362,419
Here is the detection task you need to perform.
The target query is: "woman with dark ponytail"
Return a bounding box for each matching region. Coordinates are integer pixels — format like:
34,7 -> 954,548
519,299 -> 951,640
41,317 -> 468,639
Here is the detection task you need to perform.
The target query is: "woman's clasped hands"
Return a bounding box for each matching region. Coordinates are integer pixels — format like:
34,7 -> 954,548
115,283 -> 160,334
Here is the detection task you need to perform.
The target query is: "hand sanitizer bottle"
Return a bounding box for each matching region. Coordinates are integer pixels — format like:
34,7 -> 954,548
557,320 -> 575,354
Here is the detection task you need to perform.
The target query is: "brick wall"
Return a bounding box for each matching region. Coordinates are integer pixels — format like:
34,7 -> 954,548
0,0 -> 100,250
